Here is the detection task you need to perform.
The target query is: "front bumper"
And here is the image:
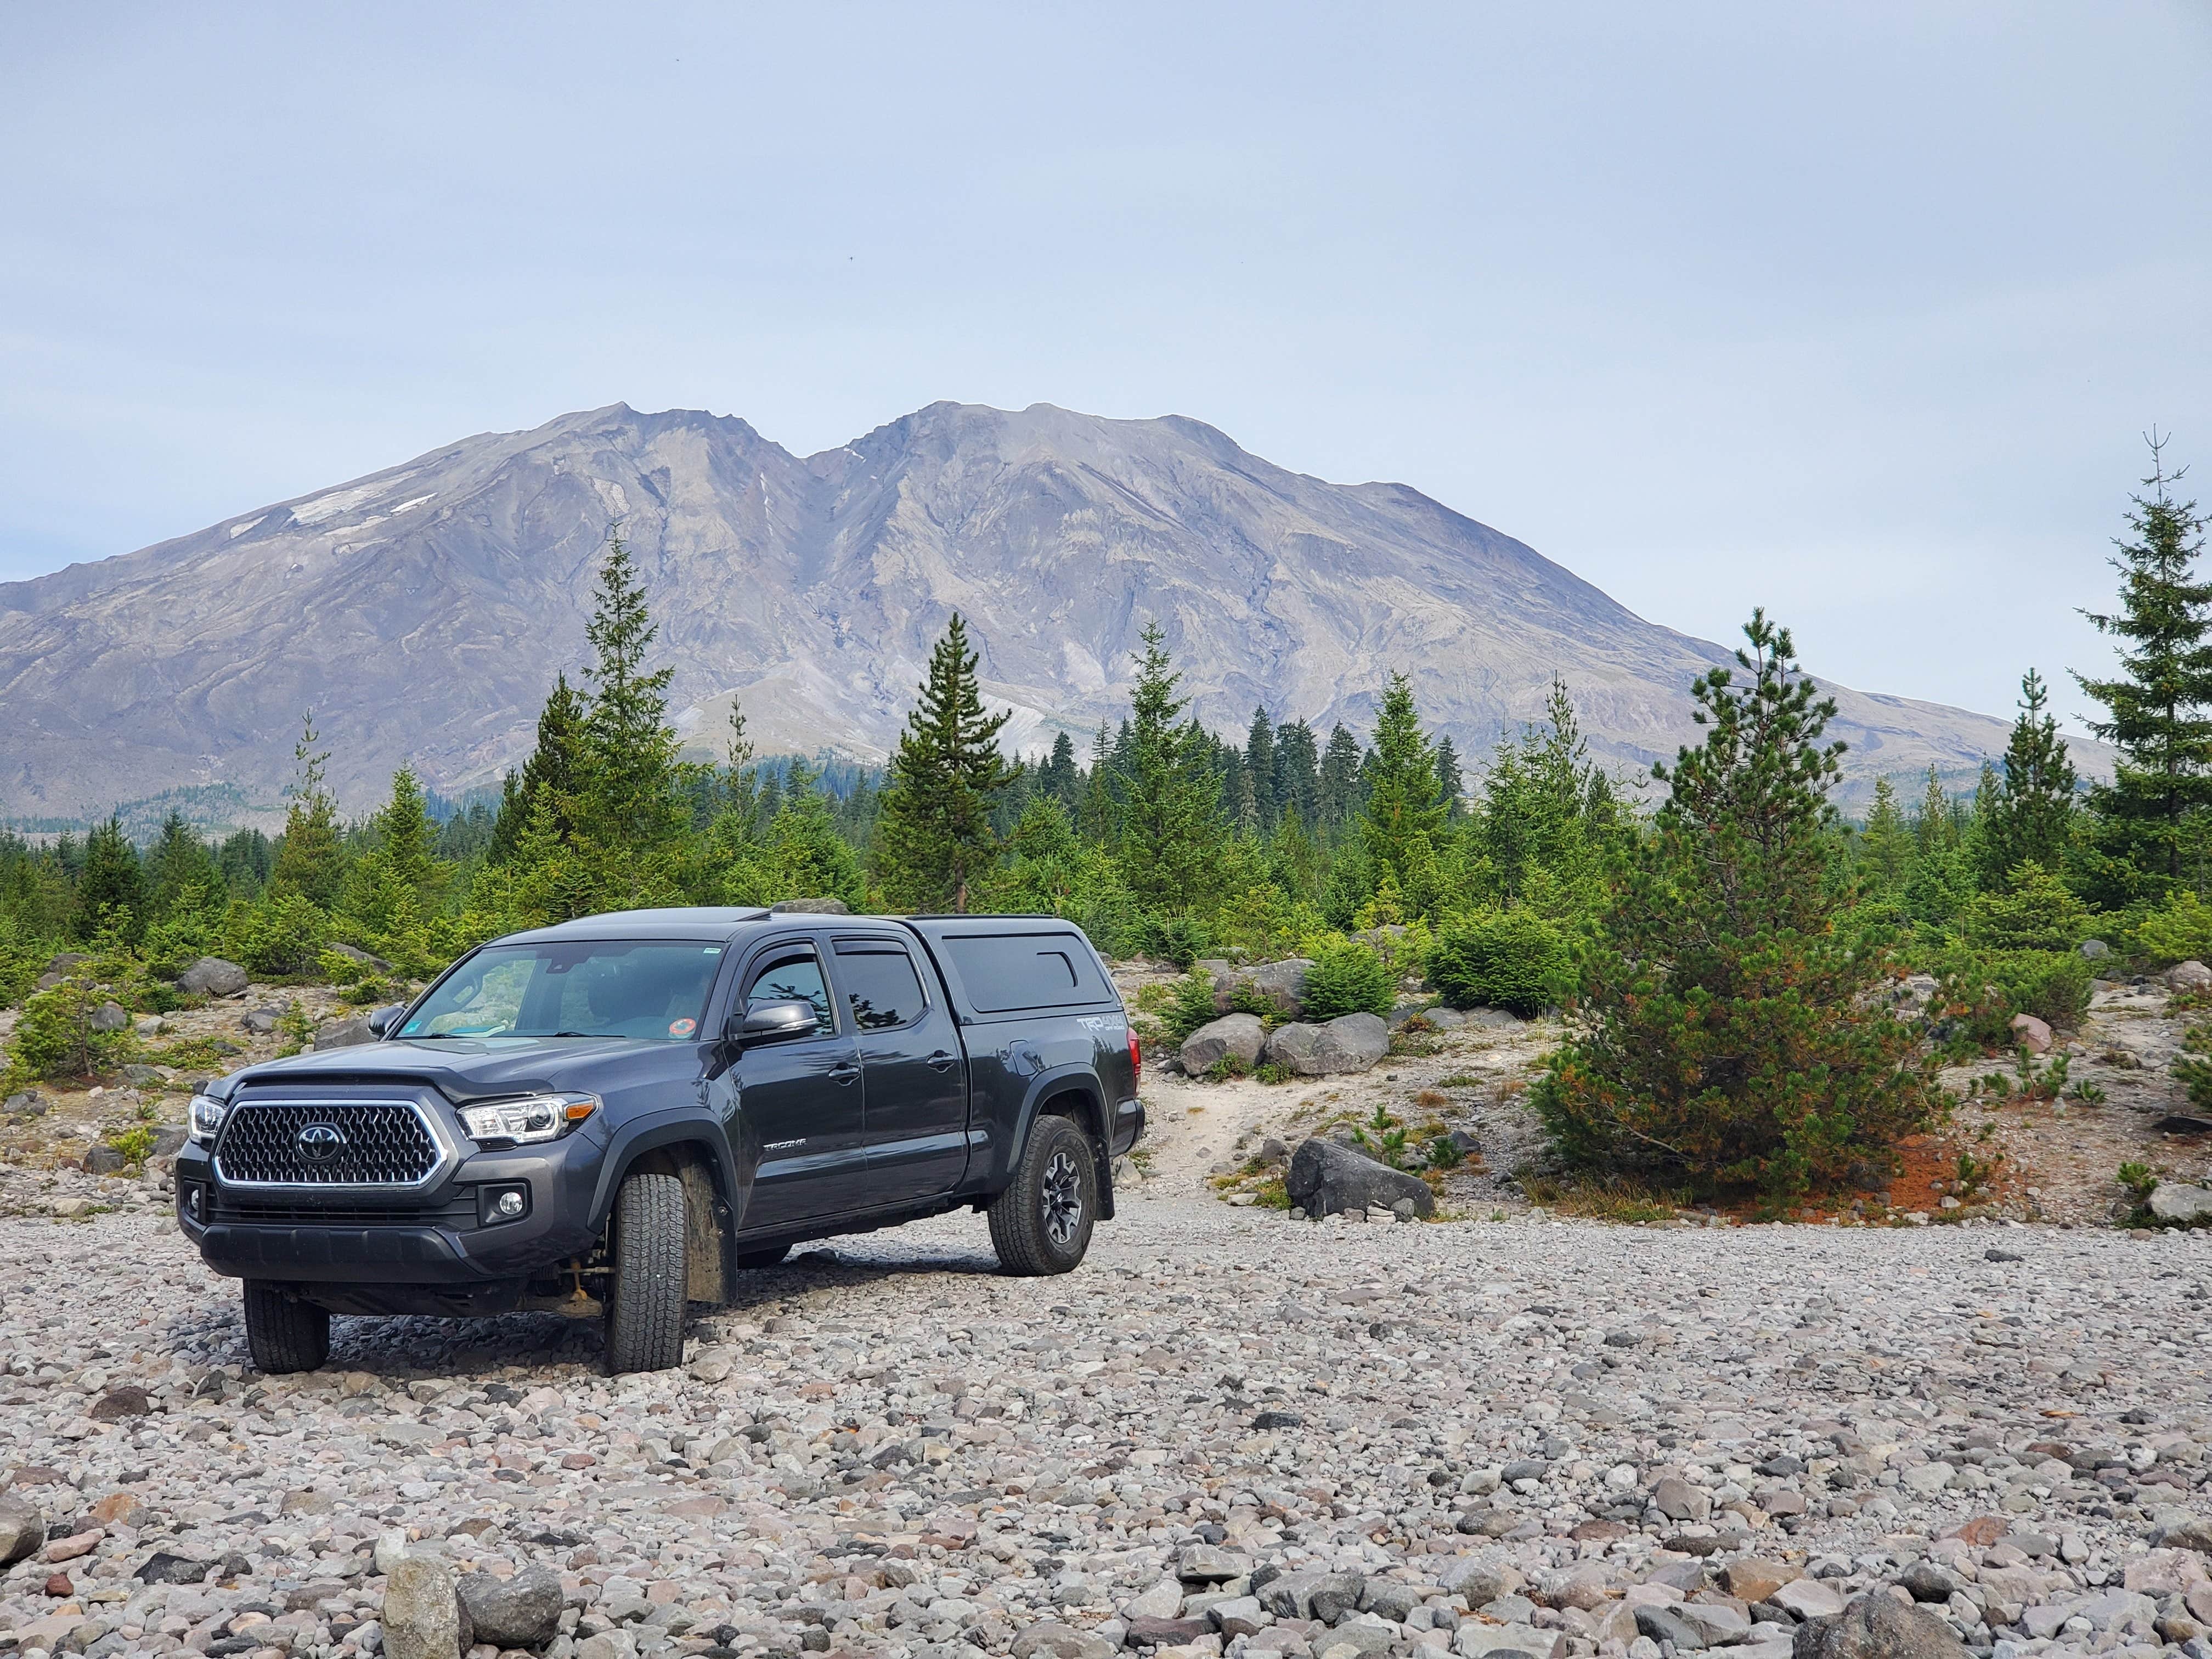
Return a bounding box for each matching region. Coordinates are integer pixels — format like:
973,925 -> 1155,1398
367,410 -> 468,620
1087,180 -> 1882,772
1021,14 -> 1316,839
176,1128 -> 605,1289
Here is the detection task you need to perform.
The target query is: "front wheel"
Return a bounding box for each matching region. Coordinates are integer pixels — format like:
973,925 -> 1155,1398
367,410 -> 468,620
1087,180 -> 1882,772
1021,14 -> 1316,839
243,1282 -> 330,1374
989,1114 -> 1097,1276
604,1171 -> 686,1374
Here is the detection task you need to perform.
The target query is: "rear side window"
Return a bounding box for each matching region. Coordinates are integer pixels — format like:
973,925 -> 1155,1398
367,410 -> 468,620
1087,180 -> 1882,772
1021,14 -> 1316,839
833,946 -> 928,1031
941,933 -> 1109,1012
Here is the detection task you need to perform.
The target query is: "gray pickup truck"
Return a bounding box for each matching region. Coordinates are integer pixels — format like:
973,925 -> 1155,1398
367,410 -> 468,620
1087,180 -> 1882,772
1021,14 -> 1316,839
175,907 -> 1143,1373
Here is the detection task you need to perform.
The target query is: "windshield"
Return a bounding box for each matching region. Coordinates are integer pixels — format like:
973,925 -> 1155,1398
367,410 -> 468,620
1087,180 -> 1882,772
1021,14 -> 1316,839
399,941 -> 726,1041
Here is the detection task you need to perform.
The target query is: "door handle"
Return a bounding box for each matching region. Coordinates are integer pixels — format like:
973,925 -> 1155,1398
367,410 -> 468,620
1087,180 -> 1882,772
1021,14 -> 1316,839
828,1063 -> 860,1086
927,1050 -> 956,1073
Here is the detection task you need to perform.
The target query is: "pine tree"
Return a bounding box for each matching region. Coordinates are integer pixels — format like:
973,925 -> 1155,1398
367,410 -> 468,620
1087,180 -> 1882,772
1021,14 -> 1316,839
1039,731 -> 1081,811
1244,708 -> 1278,830
1435,735 -> 1466,821
570,534 -> 689,900
490,672 -> 586,864
873,614 -> 1015,912
1360,672 -> 1445,902
76,815 -> 144,941
1477,677 -> 1616,907
2074,434 -> 2212,902
1532,610 -> 1937,1198
1859,776 -> 1911,894
1978,669 -> 2079,886
1077,725 -> 1117,843
1115,622 -> 1227,911
145,810 -> 221,922
338,766 -> 448,960
270,712 -> 343,909
1317,723 -> 1364,833
1274,719 -> 1321,827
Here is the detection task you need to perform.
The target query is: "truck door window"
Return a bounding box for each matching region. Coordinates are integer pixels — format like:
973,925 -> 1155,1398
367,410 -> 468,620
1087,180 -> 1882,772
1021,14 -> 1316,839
833,947 -> 927,1031
744,949 -> 832,1031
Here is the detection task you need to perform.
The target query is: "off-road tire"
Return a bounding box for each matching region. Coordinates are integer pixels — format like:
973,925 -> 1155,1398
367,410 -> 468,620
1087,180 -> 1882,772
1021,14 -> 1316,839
736,1244 -> 791,1270
243,1282 -> 331,1374
989,1113 -> 1096,1276
603,1170 -> 686,1374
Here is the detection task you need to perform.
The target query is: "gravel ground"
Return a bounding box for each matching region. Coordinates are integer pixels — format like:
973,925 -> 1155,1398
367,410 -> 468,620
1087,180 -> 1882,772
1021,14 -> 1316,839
2,1201 -> 2209,1659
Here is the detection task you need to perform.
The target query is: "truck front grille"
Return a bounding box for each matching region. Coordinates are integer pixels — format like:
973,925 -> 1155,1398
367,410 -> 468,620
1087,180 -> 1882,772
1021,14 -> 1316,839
215,1101 -> 443,1187
206,1195 -> 479,1228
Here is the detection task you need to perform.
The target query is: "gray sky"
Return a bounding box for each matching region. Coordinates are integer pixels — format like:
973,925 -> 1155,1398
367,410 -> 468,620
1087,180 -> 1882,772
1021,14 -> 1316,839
3,2 -> 2207,735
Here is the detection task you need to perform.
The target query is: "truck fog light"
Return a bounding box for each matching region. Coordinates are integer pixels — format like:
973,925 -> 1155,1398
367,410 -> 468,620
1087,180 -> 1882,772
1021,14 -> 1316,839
496,1190 -> 524,1217
478,1185 -> 530,1226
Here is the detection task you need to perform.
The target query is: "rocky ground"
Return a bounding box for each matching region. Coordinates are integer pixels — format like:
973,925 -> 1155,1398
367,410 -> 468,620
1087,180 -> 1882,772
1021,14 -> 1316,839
1,1203 -> 2208,1659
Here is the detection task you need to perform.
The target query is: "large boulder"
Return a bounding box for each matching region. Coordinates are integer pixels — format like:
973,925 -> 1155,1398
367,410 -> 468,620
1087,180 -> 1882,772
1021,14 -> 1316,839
1285,1138 -> 1434,1219
456,1565 -> 563,1650
1197,957 -> 1315,1018
0,1496 -> 44,1566
1179,1014 -> 1266,1076
383,1556 -> 469,1659
311,1015 -> 376,1052
177,957 -> 249,998
2169,960 -> 2212,991
1265,1012 -> 1389,1076
2148,1183 -> 2212,1226
1792,1591 -> 1966,1659
87,1001 -> 130,1032
325,942 -> 396,975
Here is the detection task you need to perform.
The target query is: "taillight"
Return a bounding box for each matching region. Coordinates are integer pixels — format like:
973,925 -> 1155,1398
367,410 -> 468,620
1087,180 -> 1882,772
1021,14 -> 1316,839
1128,1028 -> 1142,1081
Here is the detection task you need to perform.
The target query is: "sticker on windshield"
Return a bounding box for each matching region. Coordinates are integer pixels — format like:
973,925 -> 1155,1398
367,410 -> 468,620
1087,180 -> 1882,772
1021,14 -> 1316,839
669,1017 -> 698,1038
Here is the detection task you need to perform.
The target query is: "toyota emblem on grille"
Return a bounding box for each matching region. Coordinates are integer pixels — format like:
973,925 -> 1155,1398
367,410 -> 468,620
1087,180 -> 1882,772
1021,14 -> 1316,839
296,1123 -> 347,1163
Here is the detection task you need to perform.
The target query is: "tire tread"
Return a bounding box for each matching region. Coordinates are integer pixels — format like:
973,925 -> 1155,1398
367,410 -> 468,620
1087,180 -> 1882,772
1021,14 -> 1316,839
242,1282 -> 331,1374
988,1114 -> 1096,1276
605,1170 -> 687,1373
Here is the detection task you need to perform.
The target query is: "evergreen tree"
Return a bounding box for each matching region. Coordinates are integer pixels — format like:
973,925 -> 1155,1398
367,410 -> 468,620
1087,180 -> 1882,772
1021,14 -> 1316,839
145,810 -> 221,921
1978,669 -> 2079,886
1077,725 -> 1118,843
570,534 -> 689,901
1317,723 -> 1364,833
1114,623 -> 1227,911
490,672 -> 586,863
1244,707 -> 1278,829
76,815 -> 144,941
1038,731 -> 1081,811
1274,720 -> 1321,828
873,614 -> 1015,912
2073,435 -> 2212,902
338,765 -> 448,961
1478,677 -> 1616,907
1859,776 -> 1911,894
1532,611 -> 1936,1197
1435,735 -> 1466,821
270,712 -> 343,909
1360,672 -> 1445,903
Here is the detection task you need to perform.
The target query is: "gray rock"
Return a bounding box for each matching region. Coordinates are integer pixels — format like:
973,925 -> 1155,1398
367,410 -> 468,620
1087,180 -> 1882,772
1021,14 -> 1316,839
2156,1517 -> 2212,1554
1305,1572 -> 1368,1624
241,1007 -> 285,1035
0,1495 -> 44,1565
384,1555 -> 467,1659
1358,1582 -> 1423,1622
1771,1582 -> 1847,1621
1125,1579 -> 1185,1620
326,941 -> 396,974
1207,1596 -> 1266,1638
1318,1615 -> 1396,1655
177,956 -> 250,997
1284,1137 -> 1435,1219
4,1090 -> 46,1117
1651,1474 -> 1713,1521
2169,960 -> 2212,990
87,1000 -> 130,1032
1264,1012 -> 1390,1076
1426,1006 -> 1468,1029
1676,1604 -> 1753,1645
136,1551 -> 211,1584
1635,1606 -> 1708,1649
150,1126 -> 188,1157
2148,1183 -> 2212,1224
1010,1622 -> 1116,1659
1180,1014 -> 1267,1076
1176,1543 -> 1250,1583
1791,1591 -> 1966,1659
456,1565 -> 563,1650
2080,938 -> 2112,960
312,1014 -> 377,1051
1453,1623 -> 1565,1659
120,1063 -> 168,1086
1242,958 -> 1314,1017
83,1146 -> 127,1174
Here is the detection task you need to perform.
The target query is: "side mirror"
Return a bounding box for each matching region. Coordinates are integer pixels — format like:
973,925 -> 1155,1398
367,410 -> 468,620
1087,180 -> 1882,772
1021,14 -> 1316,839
367,1005 -> 408,1037
734,1000 -> 820,1045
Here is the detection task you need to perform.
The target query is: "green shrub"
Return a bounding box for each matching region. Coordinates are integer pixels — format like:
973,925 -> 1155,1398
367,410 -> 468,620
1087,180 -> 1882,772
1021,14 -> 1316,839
1962,861 -> 2091,954
2134,887 -> 2212,966
106,1126 -> 156,1165
1993,950 -> 2092,1031
222,892 -> 329,978
5,979 -> 131,1084
1300,939 -> 1395,1020
1165,970 -> 1222,1042
1429,909 -> 1568,1016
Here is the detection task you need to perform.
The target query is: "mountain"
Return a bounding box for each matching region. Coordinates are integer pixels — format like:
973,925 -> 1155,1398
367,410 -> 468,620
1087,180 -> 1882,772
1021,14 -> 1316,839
0,401 -> 2067,824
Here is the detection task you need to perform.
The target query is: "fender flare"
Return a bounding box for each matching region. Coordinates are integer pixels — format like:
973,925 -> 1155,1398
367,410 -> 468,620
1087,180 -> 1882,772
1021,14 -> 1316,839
1005,1066 -> 1116,1221
588,1111 -> 748,1234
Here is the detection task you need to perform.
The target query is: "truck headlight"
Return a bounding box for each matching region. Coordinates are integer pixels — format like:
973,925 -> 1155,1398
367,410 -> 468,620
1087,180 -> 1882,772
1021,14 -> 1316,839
457,1093 -> 597,1147
188,1094 -> 228,1146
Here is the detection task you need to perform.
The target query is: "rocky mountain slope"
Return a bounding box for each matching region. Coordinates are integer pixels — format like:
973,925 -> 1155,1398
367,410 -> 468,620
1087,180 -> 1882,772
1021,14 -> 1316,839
0,402 -> 2065,820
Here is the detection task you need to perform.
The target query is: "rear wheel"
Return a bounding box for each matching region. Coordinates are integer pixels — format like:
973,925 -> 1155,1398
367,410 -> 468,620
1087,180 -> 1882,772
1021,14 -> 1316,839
604,1171 -> 686,1374
989,1114 -> 1097,1276
735,1244 -> 790,1269
242,1282 -> 330,1374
